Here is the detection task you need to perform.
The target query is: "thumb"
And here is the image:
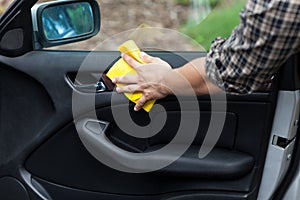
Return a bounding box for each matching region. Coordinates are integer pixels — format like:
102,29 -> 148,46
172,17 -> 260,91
140,52 -> 158,63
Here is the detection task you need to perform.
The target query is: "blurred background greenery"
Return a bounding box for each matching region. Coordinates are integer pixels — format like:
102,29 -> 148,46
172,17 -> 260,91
179,0 -> 246,50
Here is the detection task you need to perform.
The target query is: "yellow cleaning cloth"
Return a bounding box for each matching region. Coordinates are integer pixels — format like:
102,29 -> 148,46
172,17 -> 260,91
106,40 -> 155,112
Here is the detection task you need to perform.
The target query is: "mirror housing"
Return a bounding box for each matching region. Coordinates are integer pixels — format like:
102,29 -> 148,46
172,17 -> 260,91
31,0 -> 100,49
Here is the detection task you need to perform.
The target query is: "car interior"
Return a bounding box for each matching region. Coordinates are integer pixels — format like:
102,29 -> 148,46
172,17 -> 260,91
0,0 -> 299,200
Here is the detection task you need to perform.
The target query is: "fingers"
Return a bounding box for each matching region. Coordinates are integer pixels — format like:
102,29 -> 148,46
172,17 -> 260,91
112,75 -> 138,84
134,95 -> 148,111
140,52 -> 167,65
115,85 -> 152,112
115,85 -> 148,112
139,52 -> 156,63
116,84 -> 140,94
123,52 -> 165,66
122,54 -> 142,70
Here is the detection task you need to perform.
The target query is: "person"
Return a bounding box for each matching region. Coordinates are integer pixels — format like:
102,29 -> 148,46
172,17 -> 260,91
112,0 -> 300,111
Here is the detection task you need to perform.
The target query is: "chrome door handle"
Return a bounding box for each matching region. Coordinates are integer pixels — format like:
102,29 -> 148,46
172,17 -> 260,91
66,72 -> 107,93
73,81 -> 106,93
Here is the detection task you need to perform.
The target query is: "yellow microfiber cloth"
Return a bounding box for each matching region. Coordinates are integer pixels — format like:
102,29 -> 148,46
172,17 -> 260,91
106,40 -> 155,112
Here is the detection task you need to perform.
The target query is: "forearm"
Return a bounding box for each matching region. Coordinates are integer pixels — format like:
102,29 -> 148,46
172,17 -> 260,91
163,57 -> 222,96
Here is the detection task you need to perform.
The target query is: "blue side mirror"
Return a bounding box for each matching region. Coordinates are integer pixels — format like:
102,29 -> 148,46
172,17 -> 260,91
32,0 -> 100,49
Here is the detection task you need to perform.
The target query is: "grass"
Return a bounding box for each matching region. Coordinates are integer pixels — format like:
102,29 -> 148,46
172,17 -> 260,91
181,0 -> 246,50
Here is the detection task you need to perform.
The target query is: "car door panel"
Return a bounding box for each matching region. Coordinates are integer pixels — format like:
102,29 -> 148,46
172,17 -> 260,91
0,50 -> 277,199
24,98 -> 271,194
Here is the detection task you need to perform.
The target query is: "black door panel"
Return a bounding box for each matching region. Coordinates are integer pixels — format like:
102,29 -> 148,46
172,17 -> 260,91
0,64 -> 55,167
25,99 -> 272,196
0,51 -> 276,200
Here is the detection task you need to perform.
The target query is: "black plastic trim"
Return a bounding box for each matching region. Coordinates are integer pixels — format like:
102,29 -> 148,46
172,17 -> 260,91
279,54 -> 300,91
153,146 -> 254,179
0,0 -> 35,56
33,176 -> 252,200
0,176 -> 30,200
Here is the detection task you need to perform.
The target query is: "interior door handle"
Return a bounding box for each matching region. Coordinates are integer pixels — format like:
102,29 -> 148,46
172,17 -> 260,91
66,72 -> 107,93
73,81 -> 106,93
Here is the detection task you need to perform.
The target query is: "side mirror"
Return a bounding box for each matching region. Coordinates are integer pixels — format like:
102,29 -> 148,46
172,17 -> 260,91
31,0 -> 100,49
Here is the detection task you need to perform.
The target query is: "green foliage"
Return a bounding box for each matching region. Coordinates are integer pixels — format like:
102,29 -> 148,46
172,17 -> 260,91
209,0 -> 220,8
181,0 -> 246,50
176,0 -> 221,8
176,0 -> 190,6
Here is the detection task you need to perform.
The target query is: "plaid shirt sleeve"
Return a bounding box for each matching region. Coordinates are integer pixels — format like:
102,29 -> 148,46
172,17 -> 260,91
205,0 -> 300,94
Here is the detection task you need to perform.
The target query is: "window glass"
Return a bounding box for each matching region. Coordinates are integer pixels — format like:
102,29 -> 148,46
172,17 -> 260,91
41,0 -> 246,51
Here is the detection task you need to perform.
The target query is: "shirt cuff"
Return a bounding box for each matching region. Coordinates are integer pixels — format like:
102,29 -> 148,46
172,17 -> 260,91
205,37 -> 227,91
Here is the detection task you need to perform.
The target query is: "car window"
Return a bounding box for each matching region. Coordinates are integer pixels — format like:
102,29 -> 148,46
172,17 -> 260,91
39,0 -> 246,51
0,0 -> 15,16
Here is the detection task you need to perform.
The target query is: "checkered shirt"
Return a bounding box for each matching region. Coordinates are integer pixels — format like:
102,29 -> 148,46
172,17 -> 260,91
205,0 -> 300,94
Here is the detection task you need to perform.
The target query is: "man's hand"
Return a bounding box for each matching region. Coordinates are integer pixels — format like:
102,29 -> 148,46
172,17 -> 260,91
112,52 -> 173,111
